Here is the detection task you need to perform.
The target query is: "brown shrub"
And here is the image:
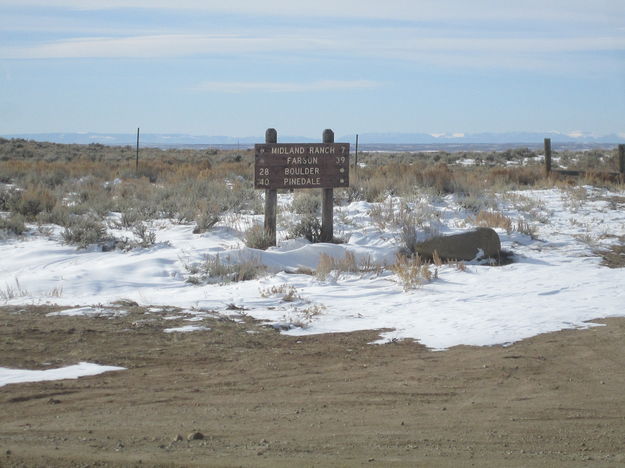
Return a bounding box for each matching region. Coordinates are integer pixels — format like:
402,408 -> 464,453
471,210 -> 513,233
13,187 -> 58,219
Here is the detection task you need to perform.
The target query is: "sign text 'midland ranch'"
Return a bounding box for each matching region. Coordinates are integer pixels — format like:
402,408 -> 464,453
269,145 -> 339,155
255,143 -> 350,189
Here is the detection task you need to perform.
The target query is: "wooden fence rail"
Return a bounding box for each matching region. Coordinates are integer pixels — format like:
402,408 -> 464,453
544,139 -> 625,182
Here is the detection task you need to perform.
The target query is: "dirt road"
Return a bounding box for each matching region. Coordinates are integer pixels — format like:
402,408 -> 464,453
1,304 -> 625,467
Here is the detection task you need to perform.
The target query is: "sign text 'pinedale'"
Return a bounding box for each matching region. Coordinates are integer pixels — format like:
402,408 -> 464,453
255,143 -> 350,189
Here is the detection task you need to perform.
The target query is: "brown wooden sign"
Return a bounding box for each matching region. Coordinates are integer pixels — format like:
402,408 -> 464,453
255,143 -> 350,189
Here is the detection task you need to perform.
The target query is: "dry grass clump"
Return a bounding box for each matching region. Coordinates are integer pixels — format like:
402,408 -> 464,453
456,191 -> 498,212
291,191 -> 321,215
259,284 -> 301,302
315,253 -> 338,281
185,253 -> 266,285
288,216 -> 322,243
9,186 -> 57,220
130,222 -> 157,248
193,207 -> 221,234
315,251 -> 384,280
259,284 -> 326,329
418,163 -> 457,194
368,198 -> 413,230
280,303 -> 327,329
470,209 -> 538,241
369,199 -> 441,251
1,185 -> 61,222
486,167 -> 543,188
244,224 -> 275,250
580,171 -> 625,187
315,251 -> 360,280
452,260 -> 467,271
299,304 -> 325,321
0,278 -> 29,302
337,168 -> 391,203
367,201 -> 390,229
398,221 -> 420,258
117,207 -> 150,229
61,215 -> 110,248
0,213 -> 27,238
514,219 -> 537,239
470,210 -> 513,233
391,254 -> 434,291
357,255 -> 386,275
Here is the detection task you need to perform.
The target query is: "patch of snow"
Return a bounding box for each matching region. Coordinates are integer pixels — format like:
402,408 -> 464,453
47,307 -> 127,317
163,325 -> 210,333
0,362 -> 125,387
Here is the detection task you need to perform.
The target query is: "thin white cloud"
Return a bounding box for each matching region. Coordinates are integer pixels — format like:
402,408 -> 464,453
2,30 -> 623,62
192,80 -> 380,93
5,0 -> 624,24
0,14 -> 164,36
351,33 -> 625,54
0,33 -> 335,59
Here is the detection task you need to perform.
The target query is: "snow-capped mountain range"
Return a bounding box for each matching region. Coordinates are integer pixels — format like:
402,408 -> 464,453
2,131 -> 624,146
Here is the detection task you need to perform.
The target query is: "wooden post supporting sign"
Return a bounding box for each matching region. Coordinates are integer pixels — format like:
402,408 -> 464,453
619,144 -> 625,177
264,128 -> 278,246
321,129 -> 335,243
544,138 -> 552,177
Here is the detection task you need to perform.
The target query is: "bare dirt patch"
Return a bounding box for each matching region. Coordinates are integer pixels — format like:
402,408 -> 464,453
2,305 -> 625,467
596,236 -> 625,268
599,244 -> 625,268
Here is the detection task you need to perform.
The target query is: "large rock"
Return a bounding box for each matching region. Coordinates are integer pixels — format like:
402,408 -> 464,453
414,227 -> 501,261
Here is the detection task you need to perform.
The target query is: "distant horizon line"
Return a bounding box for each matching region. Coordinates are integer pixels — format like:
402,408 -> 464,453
2,130 -> 624,146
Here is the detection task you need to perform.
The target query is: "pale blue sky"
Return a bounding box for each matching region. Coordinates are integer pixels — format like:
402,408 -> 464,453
1,1 -> 624,138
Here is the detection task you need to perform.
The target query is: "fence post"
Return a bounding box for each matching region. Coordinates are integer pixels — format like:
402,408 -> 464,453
354,133 -> 359,178
544,138 -> 552,177
264,128 -> 278,246
136,127 -> 140,173
321,129 -> 334,243
619,144 -> 625,176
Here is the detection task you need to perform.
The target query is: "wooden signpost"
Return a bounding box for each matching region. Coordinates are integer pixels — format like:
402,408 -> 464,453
256,128 -> 349,246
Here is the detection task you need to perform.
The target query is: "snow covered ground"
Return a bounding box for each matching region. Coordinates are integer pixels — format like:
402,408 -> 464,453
1,186 -> 624,350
